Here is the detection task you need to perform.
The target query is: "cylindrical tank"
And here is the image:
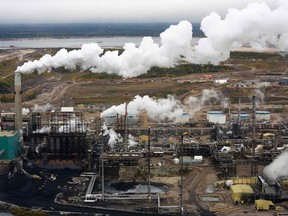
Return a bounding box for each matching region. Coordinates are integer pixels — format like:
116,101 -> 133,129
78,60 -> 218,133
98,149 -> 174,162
207,111 -> 226,124
256,111 -> 271,122
127,114 -> 139,126
103,115 -> 117,125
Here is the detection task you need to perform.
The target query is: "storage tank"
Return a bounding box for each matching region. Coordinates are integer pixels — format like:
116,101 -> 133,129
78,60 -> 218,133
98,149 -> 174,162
0,131 -> 21,160
207,111 -> 226,124
103,115 -> 117,125
127,114 -> 139,126
256,111 -> 271,122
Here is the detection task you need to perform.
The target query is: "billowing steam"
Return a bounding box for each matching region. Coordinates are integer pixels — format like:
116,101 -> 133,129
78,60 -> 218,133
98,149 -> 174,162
189,0 -> 288,64
184,89 -> 229,117
101,124 -> 138,149
32,103 -> 54,113
101,89 -> 229,122
15,1 -> 288,77
15,21 -> 192,78
263,150 -> 288,182
101,95 -> 184,122
58,114 -> 86,133
33,113 -> 86,133
22,108 -> 30,115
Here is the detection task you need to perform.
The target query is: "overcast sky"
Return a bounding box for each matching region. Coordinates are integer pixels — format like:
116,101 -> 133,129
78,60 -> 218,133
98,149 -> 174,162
0,0 -> 277,24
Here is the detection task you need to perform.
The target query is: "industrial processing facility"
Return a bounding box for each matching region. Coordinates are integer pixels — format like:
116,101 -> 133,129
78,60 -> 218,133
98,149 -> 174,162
1,68 -> 288,216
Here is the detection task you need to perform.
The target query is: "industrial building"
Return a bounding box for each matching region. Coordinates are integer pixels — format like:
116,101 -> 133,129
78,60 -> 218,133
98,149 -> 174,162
230,184 -> 254,204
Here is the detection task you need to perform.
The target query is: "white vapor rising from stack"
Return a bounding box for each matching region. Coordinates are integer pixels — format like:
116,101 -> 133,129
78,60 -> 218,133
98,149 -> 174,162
101,95 -> 184,122
185,89 -> 229,117
101,89 -> 228,122
101,124 -> 137,149
15,1 -> 288,77
32,103 -> 54,112
15,21 -> 192,78
189,0 -> 288,64
263,150 -> 288,182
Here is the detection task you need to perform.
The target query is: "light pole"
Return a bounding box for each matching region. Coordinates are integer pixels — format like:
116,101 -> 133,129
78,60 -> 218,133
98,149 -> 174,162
101,129 -> 105,201
147,126 -> 151,202
180,132 -> 188,215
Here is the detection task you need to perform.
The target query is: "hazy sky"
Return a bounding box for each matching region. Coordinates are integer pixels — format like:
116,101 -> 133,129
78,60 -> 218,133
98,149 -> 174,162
0,0 -> 277,24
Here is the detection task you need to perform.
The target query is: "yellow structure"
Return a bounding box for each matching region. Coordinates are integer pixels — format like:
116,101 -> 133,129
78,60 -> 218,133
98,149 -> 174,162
255,199 -> 274,211
231,177 -> 258,185
139,135 -> 148,144
262,133 -> 274,139
230,185 -> 254,204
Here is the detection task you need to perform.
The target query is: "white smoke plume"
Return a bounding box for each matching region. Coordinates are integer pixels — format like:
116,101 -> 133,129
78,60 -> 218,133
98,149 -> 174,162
22,108 -> 30,115
184,89 -> 229,117
101,89 -> 229,122
128,134 -> 138,148
107,129 -> 122,149
33,125 -> 51,134
101,124 -> 123,149
15,21 -> 192,78
15,1 -> 288,77
32,103 -> 53,113
188,0 -> 288,64
263,150 -> 288,182
101,95 -> 184,122
254,89 -> 265,103
58,114 -> 86,133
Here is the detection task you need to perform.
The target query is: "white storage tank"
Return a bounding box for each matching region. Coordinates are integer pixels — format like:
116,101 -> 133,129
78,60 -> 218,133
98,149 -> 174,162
103,115 -> 117,125
207,111 -> 226,124
127,114 -> 139,126
256,111 -> 271,122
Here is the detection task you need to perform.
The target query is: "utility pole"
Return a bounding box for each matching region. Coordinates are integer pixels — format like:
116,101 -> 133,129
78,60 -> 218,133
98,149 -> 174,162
180,132 -> 188,215
251,95 -> 258,176
147,126 -> 151,202
101,129 -> 105,201
124,92 -> 128,150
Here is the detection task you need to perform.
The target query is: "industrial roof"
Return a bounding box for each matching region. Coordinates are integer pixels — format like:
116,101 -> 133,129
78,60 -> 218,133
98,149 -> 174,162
230,184 -> 254,194
256,111 -> 271,114
207,111 -> 223,114
255,199 -> 274,207
0,131 -> 17,137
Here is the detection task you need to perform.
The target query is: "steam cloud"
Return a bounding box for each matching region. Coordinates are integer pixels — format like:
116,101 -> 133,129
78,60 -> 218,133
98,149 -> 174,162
263,150 -> 288,182
185,89 -> 229,117
15,1 -> 288,77
101,89 -> 228,122
32,103 -> 54,112
101,124 -> 138,149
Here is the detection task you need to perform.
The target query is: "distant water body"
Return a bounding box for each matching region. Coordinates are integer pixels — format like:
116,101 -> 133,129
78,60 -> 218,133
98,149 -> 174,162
0,23 -> 203,49
0,36 -> 200,49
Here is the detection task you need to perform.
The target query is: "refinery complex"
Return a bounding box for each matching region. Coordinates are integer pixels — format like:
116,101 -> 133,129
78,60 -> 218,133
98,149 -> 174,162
1,9 -> 288,214
1,65 -> 288,216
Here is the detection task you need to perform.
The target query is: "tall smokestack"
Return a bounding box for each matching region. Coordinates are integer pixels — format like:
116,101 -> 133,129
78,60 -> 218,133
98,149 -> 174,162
15,72 -> 23,132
